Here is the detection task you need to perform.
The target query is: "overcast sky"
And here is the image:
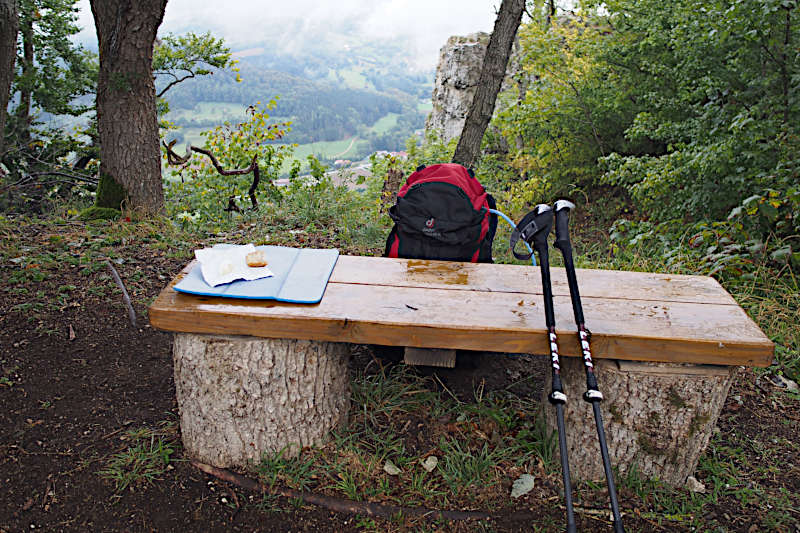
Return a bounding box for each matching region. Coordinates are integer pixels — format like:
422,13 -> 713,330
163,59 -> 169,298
75,1 -> 500,69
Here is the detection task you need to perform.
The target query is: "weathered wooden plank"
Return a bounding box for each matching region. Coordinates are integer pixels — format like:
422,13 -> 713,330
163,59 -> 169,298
328,256 -> 738,305
149,264 -> 774,367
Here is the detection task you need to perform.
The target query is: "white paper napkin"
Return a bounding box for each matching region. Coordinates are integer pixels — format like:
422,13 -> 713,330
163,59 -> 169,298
194,244 -> 274,287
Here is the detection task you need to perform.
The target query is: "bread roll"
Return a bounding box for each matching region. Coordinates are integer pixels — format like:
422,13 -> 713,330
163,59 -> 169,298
246,250 -> 268,267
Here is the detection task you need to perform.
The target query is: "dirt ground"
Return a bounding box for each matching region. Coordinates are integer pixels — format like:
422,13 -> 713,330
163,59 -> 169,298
1,220 -> 798,532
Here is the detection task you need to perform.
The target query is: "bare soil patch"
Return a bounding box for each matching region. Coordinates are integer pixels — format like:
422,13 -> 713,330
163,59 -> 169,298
1,219 -> 798,532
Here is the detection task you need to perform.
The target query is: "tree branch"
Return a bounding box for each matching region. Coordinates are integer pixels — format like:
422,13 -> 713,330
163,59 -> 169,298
452,0 -> 526,168
162,141 -> 260,211
0,171 -> 98,194
156,71 -> 196,97
105,260 -> 137,328
192,460 -> 492,521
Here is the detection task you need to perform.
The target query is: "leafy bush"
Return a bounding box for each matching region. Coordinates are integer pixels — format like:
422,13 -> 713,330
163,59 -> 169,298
595,0 -> 799,228
163,100 -> 298,226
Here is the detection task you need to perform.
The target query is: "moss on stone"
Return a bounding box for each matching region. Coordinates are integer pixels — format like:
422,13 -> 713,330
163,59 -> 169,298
689,413 -> 710,438
667,386 -> 687,408
637,434 -> 667,456
608,403 -> 622,423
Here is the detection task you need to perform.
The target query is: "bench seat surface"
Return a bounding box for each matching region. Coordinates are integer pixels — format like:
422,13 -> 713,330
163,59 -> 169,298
149,255 -> 773,367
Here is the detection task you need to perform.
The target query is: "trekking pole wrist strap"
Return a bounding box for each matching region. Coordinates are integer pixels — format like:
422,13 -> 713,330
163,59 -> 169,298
510,211 -> 540,260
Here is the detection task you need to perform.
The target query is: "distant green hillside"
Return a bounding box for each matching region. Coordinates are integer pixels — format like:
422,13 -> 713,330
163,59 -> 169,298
161,42 -> 432,154
164,64 -> 405,143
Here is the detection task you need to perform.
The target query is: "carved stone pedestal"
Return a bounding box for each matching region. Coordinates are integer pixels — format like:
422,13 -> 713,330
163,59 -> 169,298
544,357 -> 736,486
172,334 -> 351,468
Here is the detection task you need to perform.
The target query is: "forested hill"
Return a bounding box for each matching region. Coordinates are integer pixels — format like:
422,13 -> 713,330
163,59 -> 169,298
163,64 -> 404,144
161,41 -> 433,148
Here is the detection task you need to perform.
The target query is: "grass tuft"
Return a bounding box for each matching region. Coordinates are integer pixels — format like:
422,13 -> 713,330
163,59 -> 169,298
98,423 -> 178,493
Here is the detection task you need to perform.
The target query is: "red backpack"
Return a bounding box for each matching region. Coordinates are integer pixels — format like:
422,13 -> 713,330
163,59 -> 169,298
384,163 -> 498,263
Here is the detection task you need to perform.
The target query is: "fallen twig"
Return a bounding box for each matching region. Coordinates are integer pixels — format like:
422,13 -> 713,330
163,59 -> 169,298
105,260 -> 137,328
192,460 -> 491,521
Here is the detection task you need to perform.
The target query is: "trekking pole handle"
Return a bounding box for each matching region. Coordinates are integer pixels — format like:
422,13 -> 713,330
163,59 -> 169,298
553,200 -> 585,326
553,199 -> 575,252
529,203 -> 554,250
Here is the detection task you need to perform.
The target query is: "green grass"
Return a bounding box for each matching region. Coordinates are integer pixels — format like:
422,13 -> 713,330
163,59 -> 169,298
98,423 -> 178,493
292,138 -> 363,161
168,128 -> 369,176
369,113 -> 399,135
278,138 -> 369,174
339,67 -> 372,90
417,100 -> 433,113
257,366 -> 553,511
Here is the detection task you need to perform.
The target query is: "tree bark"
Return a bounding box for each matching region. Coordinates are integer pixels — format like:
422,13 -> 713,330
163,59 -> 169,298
452,0 -> 525,169
172,334 -> 351,468
90,0 -> 167,213
544,358 -> 735,486
0,0 -> 18,159
380,167 -> 404,212
12,11 -> 32,144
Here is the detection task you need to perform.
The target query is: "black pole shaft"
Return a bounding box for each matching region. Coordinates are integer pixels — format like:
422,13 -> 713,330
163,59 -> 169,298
534,240 -> 576,533
554,204 -> 624,533
593,402 -> 624,533
538,245 -> 556,329
555,402 -> 576,533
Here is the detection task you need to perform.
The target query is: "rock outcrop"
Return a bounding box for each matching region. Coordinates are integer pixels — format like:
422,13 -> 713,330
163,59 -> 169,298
426,32 -> 520,145
426,33 -> 490,143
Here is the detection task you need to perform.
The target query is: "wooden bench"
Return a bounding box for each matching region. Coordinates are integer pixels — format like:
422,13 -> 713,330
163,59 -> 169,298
149,255 -> 773,486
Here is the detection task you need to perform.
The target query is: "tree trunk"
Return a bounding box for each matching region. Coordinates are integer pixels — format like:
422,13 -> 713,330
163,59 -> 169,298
12,14 -> 32,144
543,358 -> 736,486
172,334 -> 351,468
90,0 -> 167,213
452,0 -> 525,169
0,0 -> 19,158
380,167 -> 404,212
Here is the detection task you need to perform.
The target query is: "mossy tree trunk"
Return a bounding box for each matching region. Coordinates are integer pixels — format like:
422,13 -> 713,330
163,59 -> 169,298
0,0 -> 18,159
90,0 -> 167,213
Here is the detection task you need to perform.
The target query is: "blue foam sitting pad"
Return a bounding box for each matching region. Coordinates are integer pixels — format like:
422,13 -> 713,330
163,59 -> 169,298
174,245 -> 339,304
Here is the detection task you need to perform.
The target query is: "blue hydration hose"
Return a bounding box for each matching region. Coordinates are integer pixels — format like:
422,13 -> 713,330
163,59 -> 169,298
489,208 -> 536,266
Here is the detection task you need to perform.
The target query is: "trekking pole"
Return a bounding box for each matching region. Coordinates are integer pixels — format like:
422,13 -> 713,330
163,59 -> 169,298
511,204 -> 576,533
553,199 -> 624,533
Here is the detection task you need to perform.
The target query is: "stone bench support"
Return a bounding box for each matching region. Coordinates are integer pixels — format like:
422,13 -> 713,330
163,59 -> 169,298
173,333 -> 350,468
544,357 -> 736,486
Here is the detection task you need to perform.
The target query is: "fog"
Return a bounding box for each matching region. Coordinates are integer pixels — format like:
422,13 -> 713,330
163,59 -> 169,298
75,1 -> 500,69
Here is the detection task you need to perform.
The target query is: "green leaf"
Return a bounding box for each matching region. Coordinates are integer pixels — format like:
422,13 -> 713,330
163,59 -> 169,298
770,246 -> 792,262
727,205 -> 744,219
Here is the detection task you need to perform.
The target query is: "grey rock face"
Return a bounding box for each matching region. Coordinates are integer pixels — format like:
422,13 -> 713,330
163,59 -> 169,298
426,33 -> 491,143
426,32 -> 520,145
